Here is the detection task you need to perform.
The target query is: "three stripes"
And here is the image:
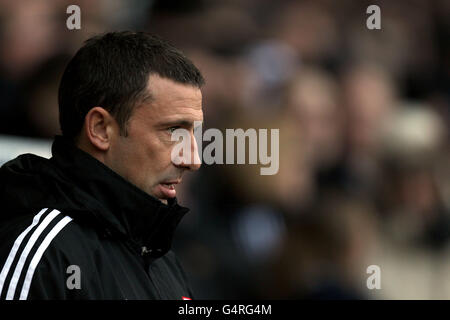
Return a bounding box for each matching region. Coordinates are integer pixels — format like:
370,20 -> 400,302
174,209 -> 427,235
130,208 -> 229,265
0,208 -> 72,300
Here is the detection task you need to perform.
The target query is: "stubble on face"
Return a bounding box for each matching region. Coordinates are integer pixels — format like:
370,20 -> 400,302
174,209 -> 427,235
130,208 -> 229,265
107,74 -> 203,204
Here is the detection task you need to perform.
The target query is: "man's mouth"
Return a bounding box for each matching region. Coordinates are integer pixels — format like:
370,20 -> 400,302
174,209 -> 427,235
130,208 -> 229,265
157,180 -> 181,199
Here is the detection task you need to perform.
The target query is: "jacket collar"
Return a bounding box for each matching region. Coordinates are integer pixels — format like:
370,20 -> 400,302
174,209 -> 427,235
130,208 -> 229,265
50,136 -> 189,258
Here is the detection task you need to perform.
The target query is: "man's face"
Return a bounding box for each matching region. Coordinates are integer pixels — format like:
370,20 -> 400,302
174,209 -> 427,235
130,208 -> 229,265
106,74 -> 203,203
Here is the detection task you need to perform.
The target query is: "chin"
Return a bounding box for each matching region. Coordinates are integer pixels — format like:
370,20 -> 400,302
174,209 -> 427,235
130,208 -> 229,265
147,189 -> 168,204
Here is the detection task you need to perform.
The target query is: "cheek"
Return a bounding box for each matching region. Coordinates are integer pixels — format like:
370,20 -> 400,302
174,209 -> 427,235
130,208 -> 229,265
117,129 -> 175,176
139,136 -> 174,172
155,146 -> 176,171
150,132 -> 178,165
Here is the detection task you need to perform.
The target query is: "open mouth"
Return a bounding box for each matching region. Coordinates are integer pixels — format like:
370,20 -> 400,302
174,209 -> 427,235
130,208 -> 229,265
157,180 -> 180,199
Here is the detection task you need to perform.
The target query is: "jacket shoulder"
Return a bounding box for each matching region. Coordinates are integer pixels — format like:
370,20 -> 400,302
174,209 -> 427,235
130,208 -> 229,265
0,208 -> 98,299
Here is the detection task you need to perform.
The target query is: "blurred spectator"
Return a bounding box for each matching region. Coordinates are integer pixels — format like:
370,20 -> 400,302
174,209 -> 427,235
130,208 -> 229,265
261,195 -> 379,299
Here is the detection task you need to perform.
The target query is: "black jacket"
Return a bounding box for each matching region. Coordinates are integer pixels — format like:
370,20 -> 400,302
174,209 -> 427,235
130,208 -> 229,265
0,136 -> 194,300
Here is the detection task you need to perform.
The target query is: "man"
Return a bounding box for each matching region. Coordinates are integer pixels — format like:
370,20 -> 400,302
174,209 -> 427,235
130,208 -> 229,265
0,31 -> 204,299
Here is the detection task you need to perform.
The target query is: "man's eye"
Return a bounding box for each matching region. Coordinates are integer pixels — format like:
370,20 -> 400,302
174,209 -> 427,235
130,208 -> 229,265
168,126 -> 179,133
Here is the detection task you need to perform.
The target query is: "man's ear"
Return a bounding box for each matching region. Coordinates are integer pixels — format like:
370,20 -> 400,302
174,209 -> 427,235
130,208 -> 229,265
83,107 -> 115,151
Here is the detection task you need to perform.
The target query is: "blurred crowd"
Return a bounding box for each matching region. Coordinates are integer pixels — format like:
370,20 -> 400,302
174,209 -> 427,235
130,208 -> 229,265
0,0 -> 449,299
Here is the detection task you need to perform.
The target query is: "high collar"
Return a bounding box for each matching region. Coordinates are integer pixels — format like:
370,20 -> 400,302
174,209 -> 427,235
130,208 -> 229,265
50,136 -> 189,258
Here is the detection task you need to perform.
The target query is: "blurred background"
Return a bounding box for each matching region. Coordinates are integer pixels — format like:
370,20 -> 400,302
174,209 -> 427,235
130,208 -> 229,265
0,0 -> 449,299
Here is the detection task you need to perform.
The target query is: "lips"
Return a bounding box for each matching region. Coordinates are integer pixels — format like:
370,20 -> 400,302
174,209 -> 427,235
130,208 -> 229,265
157,179 -> 181,199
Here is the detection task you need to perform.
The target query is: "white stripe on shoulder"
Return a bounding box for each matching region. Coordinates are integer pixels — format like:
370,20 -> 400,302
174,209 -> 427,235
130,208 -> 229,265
0,208 -> 48,297
5,209 -> 61,300
19,216 -> 73,300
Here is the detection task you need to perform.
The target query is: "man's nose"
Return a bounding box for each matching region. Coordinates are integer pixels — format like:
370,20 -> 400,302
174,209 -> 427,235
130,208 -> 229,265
174,133 -> 201,171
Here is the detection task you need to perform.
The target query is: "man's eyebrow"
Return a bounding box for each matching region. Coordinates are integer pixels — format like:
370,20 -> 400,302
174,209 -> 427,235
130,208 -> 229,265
159,119 -> 203,127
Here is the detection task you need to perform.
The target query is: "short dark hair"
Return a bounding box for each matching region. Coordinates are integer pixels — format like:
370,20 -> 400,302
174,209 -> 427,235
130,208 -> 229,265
58,31 -> 205,139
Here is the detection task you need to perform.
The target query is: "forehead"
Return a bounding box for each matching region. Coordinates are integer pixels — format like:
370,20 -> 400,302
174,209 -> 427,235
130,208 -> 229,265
129,74 -> 203,129
148,74 -> 202,100
139,74 -> 203,121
